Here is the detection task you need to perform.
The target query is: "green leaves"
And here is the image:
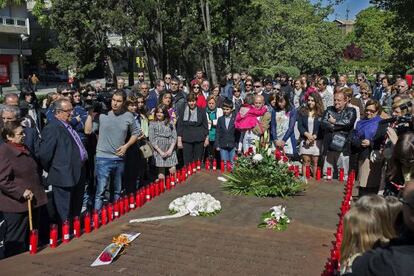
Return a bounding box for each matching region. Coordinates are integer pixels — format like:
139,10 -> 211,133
222,149 -> 305,198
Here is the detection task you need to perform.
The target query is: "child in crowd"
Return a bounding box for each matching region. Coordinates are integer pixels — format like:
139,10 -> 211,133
340,205 -> 389,275
206,95 -> 223,163
232,85 -> 243,113
235,94 -> 267,131
216,99 -> 238,168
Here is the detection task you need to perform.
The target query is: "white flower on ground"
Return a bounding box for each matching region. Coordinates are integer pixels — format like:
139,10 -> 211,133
252,153 -> 264,163
169,192 -> 221,216
270,205 -> 286,221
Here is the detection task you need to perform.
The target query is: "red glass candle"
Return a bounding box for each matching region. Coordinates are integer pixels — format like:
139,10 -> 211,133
145,186 -> 151,201
129,193 -> 136,209
73,216 -> 81,238
192,162 -> 196,173
93,210 -> 100,230
155,182 -> 160,196
175,172 -> 180,185
49,224 -> 58,248
294,165 -> 300,177
113,201 -> 120,218
149,183 -> 155,198
226,162 -> 232,172
171,175 -> 175,188
135,192 -> 141,208
140,189 -> 145,205
107,203 -> 113,222
166,176 -> 171,190
233,155 -> 238,162
62,219 -> 70,243
205,159 -> 210,170
305,165 -> 311,179
327,167 -> 332,180
101,207 -> 108,225
158,179 -> 164,193
182,168 -> 186,180
339,168 -> 344,181
197,160 -> 201,171
316,167 -> 322,181
212,159 -> 217,171
84,213 -> 91,233
220,160 -> 225,173
188,164 -> 192,176
29,230 -> 38,254
119,198 -> 125,215
124,196 -> 130,213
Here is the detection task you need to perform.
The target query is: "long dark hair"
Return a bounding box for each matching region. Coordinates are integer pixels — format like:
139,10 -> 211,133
154,104 -> 171,125
300,92 -> 324,117
275,91 -> 291,111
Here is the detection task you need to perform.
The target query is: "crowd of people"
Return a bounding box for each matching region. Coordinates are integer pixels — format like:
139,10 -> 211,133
0,69 -> 413,273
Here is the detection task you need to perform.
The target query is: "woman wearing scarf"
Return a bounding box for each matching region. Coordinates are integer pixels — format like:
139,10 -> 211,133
177,93 -> 209,166
205,95 -> 223,164
351,100 -> 383,197
0,121 -> 47,258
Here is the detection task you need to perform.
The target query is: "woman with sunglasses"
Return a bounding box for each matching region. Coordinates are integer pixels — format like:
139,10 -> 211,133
359,83 -> 373,115
351,100 -> 384,197
191,83 -> 207,109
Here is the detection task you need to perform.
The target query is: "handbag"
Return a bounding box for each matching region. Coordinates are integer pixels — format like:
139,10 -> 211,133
139,142 -> 153,158
329,132 -> 347,152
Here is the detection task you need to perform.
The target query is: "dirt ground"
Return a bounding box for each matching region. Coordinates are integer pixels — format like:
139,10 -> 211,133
0,171 -> 345,275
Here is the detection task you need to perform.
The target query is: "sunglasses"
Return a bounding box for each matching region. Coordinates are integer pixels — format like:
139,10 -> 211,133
246,84 -> 252,87
194,86 -> 200,89
254,85 -> 261,88
365,108 -> 377,113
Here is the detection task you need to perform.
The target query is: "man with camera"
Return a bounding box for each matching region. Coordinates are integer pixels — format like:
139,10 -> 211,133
321,90 -> 357,180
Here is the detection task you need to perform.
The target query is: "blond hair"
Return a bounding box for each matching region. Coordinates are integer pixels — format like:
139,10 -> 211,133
341,206 -> 388,267
355,195 -> 397,239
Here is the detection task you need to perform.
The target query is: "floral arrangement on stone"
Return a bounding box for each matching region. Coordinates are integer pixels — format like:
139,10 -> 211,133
169,192 -> 221,216
129,193 -> 221,224
91,233 -> 140,266
222,143 -> 305,198
258,205 -> 290,231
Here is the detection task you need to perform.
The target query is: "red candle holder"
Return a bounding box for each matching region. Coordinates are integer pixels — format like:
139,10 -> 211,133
62,219 -> 70,243
188,164 -> 192,176
129,193 -> 136,209
113,201 -> 120,218
101,207 -> 108,225
49,224 -> 58,248
135,192 -> 141,208
119,198 -> 125,215
316,167 -> 322,180
197,160 -> 201,171
327,167 -> 332,180
212,159 -> 217,171
83,213 -> 91,233
305,166 -> 311,179
29,229 -> 38,254
154,182 -> 159,196
166,176 -> 171,190
107,203 -> 113,222
145,186 -> 151,202
175,172 -> 180,185
150,183 -> 155,198
93,211 -> 100,230
205,159 -> 210,170
339,168 -> 344,182
73,216 -> 81,238
124,196 -> 130,213
171,175 -> 176,188
220,160 -> 225,173
294,165 -> 299,177
233,155 -> 238,162
158,179 -> 165,193
192,162 -> 196,173
140,189 -> 145,205
226,162 -> 232,172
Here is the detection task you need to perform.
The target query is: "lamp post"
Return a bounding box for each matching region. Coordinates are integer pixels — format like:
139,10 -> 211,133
18,33 -> 29,92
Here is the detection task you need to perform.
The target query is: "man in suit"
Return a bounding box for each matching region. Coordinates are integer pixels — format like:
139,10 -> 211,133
37,99 -> 87,222
146,79 -> 165,111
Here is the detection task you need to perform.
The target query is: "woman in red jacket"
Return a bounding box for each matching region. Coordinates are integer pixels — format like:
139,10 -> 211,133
0,121 -> 47,258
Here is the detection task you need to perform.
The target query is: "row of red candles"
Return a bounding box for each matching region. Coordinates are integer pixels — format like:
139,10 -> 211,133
321,170 -> 355,275
29,151 -> 346,255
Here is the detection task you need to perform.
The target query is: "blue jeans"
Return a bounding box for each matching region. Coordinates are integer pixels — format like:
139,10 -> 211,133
220,148 -> 235,166
94,158 -> 124,211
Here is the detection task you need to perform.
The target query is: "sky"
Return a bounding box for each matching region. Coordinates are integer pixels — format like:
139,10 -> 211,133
311,0 -> 371,20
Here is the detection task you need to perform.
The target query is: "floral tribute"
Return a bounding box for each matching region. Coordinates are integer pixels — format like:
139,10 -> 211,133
222,143 -> 305,198
91,233 -> 140,267
258,205 -> 291,231
169,192 -> 221,216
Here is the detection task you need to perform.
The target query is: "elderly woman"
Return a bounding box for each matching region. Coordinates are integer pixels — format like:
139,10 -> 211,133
177,93 -> 209,165
0,121 -> 47,257
351,100 -> 384,197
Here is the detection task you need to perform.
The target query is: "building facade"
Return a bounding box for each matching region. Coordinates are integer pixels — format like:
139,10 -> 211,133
0,3 -> 31,87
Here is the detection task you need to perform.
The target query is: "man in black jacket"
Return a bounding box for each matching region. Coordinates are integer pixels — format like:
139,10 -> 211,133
351,182 -> 414,275
37,99 -> 87,222
170,77 -> 186,114
321,90 -> 356,180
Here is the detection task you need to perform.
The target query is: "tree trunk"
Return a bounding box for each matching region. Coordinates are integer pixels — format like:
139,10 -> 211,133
127,47 -> 135,86
200,0 -> 217,84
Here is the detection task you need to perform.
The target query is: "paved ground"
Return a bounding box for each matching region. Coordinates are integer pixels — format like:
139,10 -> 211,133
0,171 -> 345,275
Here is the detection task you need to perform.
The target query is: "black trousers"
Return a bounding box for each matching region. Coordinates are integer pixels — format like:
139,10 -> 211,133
2,209 -> 39,258
52,167 -> 86,222
183,142 -> 204,166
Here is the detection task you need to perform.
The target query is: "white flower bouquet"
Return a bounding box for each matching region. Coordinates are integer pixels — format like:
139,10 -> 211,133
258,205 -> 290,231
168,192 -> 221,216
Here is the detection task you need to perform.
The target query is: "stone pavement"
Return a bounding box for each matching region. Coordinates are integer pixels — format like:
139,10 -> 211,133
0,171 -> 344,275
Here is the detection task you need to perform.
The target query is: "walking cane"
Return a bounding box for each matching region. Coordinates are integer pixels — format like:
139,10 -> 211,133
28,198 -> 38,254
28,199 -> 33,231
